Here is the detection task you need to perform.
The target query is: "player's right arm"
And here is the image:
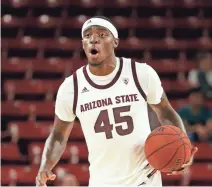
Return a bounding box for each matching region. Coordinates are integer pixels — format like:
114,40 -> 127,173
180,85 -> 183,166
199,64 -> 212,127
36,77 -> 76,186
36,116 -> 74,186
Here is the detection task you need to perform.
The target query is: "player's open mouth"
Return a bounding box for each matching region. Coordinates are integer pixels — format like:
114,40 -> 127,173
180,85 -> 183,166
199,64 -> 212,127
89,48 -> 99,58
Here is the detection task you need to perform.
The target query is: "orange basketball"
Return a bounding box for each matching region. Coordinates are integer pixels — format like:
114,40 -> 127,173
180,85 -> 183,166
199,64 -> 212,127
144,125 -> 192,173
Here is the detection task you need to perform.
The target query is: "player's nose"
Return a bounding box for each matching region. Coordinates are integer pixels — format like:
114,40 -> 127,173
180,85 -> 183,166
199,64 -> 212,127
89,34 -> 99,44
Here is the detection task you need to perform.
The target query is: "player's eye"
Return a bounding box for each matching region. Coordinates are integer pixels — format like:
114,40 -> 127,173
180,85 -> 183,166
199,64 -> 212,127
99,33 -> 107,37
84,33 -> 91,38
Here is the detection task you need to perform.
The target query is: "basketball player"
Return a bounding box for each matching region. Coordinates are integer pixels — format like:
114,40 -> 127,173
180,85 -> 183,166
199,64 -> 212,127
36,16 -> 198,186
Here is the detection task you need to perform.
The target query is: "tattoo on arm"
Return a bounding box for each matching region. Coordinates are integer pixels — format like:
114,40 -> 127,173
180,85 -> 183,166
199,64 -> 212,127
150,92 -> 186,133
39,116 -> 74,172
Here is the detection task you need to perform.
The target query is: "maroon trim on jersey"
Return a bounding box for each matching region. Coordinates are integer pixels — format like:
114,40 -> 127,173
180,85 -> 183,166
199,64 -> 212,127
131,60 -> 161,131
83,58 -> 123,89
147,105 -> 161,131
131,60 -> 147,101
73,72 -> 78,115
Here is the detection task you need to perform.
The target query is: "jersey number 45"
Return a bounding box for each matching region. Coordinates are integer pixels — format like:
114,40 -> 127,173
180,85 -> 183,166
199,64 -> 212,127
94,105 -> 134,139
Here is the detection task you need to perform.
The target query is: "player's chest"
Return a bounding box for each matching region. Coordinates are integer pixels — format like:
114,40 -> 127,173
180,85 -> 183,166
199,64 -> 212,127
76,82 -> 145,118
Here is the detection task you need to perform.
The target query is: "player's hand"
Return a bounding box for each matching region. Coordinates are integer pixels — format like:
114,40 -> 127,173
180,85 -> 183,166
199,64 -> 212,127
167,147 -> 198,175
36,170 -> 56,187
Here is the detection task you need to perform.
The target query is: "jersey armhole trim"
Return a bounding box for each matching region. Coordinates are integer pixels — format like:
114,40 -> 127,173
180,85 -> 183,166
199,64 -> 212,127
131,60 -> 161,131
73,72 -> 78,115
131,60 -> 147,101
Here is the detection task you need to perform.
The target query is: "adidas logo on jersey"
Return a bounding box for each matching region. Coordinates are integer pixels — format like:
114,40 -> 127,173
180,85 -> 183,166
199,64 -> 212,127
82,87 -> 89,93
86,20 -> 92,24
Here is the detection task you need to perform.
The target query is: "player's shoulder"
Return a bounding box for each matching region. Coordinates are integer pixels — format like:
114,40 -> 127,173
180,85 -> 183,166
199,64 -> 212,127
63,66 -> 84,85
134,60 -> 158,76
60,65 -> 84,89
57,75 -> 74,96
123,57 -> 154,74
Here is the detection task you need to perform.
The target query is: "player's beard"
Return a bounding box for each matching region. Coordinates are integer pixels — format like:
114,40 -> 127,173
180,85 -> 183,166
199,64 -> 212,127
88,60 -> 104,67
88,54 -> 113,68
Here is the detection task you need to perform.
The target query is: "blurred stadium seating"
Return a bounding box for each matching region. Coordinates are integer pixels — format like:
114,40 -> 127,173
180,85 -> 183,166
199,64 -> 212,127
1,0 -> 212,186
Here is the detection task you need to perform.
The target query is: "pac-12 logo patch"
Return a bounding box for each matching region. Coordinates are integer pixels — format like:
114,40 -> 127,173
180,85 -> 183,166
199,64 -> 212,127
123,78 -> 129,85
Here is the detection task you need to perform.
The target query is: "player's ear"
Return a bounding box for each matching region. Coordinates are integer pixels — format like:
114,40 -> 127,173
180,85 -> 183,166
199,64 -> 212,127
113,38 -> 119,48
82,39 -> 85,50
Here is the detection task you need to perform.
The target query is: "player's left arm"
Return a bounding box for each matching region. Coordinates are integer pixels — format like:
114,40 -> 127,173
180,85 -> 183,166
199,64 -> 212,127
145,64 -> 198,174
150,92 -> 186,132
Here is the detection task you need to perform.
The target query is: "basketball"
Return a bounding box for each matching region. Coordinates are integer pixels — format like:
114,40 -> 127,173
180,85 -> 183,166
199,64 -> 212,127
144,125 -> 192,173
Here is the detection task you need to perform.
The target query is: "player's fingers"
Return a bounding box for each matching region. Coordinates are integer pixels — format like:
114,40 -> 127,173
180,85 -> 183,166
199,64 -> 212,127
167,170 -> 185,176
191,147 -> 198,155
46,171 -> 56,180
181,162 -> 191,168
181,147 -> 198,167
36,174 -> 47,186
182,159 -> 192,167
36,171 -> 52,186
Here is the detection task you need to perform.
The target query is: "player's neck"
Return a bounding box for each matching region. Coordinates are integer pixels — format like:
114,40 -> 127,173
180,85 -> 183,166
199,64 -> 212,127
88,55 -> 117,76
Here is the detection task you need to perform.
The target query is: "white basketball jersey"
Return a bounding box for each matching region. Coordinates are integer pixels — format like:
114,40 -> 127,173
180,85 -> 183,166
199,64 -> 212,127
73,57 -> 162,186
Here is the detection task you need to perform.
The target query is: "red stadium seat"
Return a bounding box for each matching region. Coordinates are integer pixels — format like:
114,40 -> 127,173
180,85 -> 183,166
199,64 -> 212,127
178,60 -> 198,72
62,16 -> 89,29
162,80 -> 191,92
2,37 -> 44,50
162,163 -> 212,181
29,142 -> 88,164
115,0 -> 138,7
2,101 -> 54,117
2,101 -> 32,117
190,163 -> 212,180
1,143 -> 25,160
4,79 -> 62,98
120,38 -> 194,50
112,17 -> 136,29
1,165 -> 39,184
198,37 -> 212,49
147,59 -> 179,73
1,164 -> 88,184
2,58 -> 72,75
32,59 -> 68,74
169,18 -> 212,29
136,18 -> 166,28
2,58 -> 31,75
30,58 -> 86,74
30,101 -> 55,117
8,120 -> 84,140
194,143 -> 212,160
54,164 -> 89,184
27,16 -> 60,28
162,172 -> 182,181
9,0 -> 29,8
10,0 -> 82,7
70,58 -> 87,71
119,37 -> 141,50
44,38 -> 81,50
2,57 -> 86,80
8,121 -> 52,140
113,17 -> 212,29
2,15 -> 26,27
181,0 -> 212,7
